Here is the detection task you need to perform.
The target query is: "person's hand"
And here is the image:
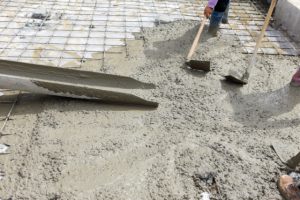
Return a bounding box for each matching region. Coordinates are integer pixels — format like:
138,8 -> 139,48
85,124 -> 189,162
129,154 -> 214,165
204,5 -> 213,18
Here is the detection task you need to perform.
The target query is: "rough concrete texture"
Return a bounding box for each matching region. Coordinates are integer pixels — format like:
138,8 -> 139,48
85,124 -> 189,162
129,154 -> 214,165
0,21 -> 300,200
275,0 -> 300,42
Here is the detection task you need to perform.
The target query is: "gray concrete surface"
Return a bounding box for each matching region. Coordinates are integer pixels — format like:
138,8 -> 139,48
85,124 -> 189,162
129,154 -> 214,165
275,0 -> 300,42
1,20 -> 300,200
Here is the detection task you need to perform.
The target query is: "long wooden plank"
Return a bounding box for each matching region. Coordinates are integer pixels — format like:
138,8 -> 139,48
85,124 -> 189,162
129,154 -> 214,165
0,60 -> 158,107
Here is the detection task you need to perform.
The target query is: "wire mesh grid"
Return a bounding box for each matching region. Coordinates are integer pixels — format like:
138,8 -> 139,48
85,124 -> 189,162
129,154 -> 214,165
0,0 -> 206,135
219,1 -> 299,56
0,0 -> 299,137
0,0 -> 298,71
0,0 -> 207,69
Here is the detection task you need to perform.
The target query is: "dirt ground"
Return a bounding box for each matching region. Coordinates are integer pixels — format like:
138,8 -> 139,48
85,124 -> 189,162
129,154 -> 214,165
0,20 -> 300,200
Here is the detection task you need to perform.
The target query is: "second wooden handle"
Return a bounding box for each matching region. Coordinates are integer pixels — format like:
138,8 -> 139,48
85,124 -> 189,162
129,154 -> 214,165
187,17 -> 207,61
253,0 -> 277,55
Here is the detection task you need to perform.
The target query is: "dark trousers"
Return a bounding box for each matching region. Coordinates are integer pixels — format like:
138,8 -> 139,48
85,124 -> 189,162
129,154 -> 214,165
208,0 -> 230,35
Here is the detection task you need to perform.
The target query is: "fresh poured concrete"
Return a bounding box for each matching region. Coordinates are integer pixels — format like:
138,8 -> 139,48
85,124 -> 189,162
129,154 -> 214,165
0,20 -> 299,200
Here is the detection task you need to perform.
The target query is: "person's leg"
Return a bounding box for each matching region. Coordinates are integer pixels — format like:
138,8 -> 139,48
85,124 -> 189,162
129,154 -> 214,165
208,11 -> 224,35
222,0 -> 230,24
208,0 -> 230,35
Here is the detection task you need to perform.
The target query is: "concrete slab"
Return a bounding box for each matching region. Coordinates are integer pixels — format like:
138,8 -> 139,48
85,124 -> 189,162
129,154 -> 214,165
274,0 -> 300,43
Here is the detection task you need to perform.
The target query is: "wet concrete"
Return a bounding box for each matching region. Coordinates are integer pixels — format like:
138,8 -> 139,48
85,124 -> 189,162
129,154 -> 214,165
0,20 -> 299,200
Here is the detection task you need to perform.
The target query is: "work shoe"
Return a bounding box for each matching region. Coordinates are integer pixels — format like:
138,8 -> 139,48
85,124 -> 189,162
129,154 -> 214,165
278,175 -> 300,200
290,67 -> 300,87
221,18 -> 229,24
207,26 -> 219,37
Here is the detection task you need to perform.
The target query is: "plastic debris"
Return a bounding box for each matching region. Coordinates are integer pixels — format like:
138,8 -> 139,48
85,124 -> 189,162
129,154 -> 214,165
31,7 -> 50,20
289,172 -> 300,182
0,144 -> 9,154
200,192 -> 210,200
0,171 -> 4,180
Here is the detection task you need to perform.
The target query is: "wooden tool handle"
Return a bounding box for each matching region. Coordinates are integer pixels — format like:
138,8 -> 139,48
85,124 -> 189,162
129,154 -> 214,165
187,17 -> 207,61
252,0 -> 277,57
245,0 -> 277,77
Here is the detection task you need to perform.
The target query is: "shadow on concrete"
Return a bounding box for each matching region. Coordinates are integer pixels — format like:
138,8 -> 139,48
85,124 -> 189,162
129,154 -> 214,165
144,24 -> 213,60
180,64 -> 209,79
0,93 -> 157,117
221,81 -> 300,129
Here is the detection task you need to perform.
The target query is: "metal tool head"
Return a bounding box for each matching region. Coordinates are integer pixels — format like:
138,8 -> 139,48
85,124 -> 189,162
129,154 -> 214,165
224,69 -> 249,85
186,60 -> 211,72
224,75 -> 248,85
